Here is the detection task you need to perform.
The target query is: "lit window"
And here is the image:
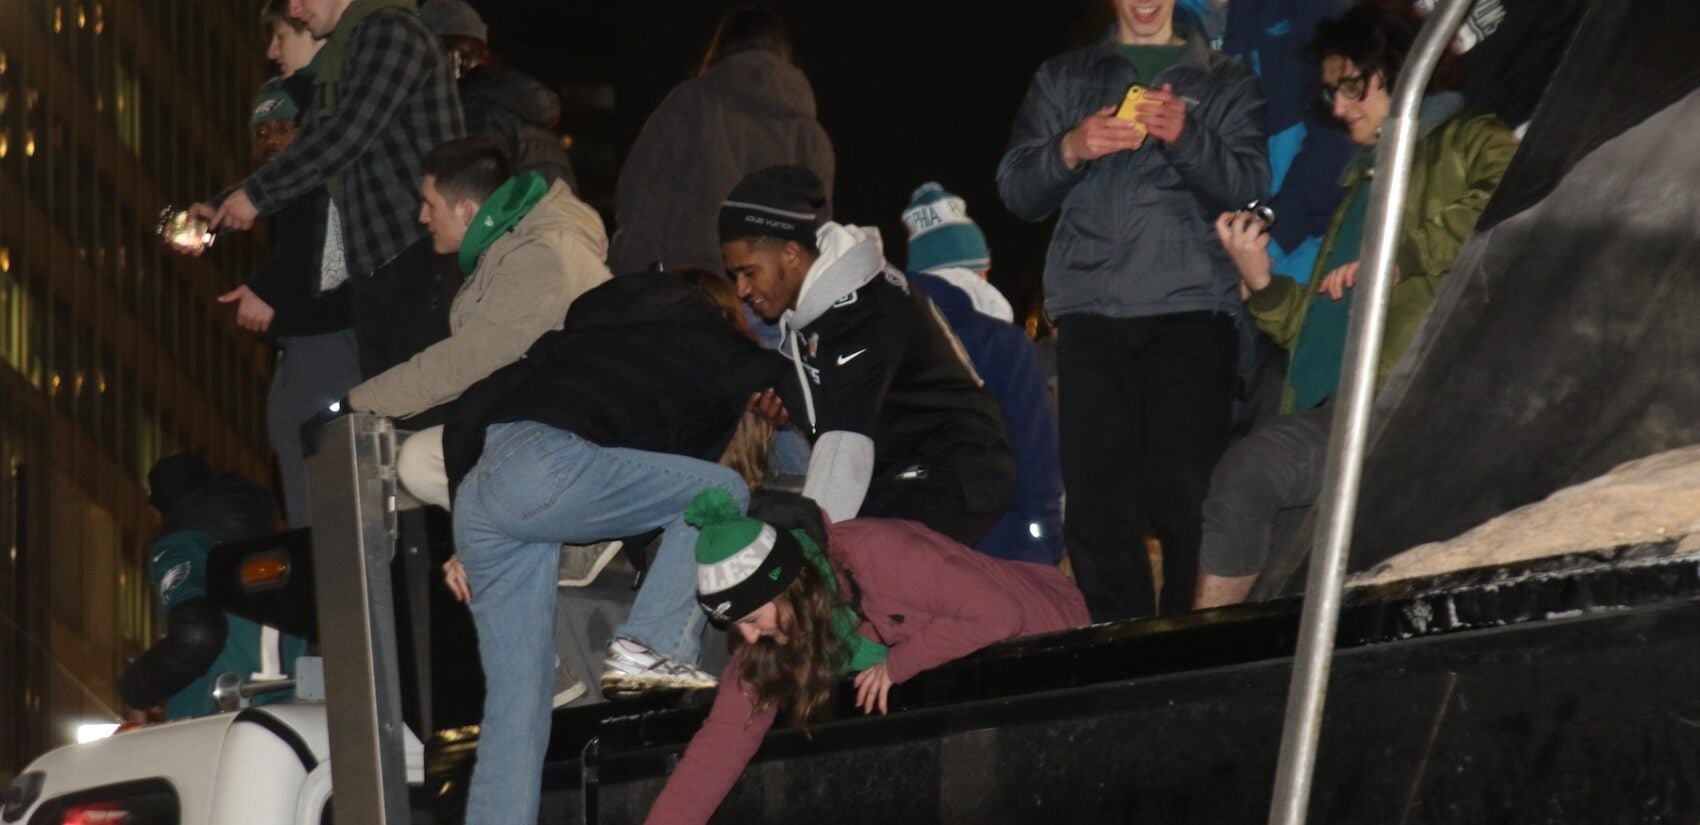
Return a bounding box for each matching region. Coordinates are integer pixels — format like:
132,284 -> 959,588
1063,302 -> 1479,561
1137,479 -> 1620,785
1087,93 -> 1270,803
54,6 -> 63,33
0,132 -> 8,158
21,131 -> 31,157
77,5 -> 87,29
95,95 -> 105,113
0,246 -> 9,272
0,49 -> 8,75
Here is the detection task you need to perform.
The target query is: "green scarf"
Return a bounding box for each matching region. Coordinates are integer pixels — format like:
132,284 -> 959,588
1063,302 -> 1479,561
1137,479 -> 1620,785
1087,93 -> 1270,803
794,531 -> 890,674
457,172 -> 549,276
315,0 -> 417,118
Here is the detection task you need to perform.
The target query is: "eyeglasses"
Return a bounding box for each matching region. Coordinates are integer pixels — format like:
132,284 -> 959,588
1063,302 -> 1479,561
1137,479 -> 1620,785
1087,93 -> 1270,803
1320,72 -> 1370,106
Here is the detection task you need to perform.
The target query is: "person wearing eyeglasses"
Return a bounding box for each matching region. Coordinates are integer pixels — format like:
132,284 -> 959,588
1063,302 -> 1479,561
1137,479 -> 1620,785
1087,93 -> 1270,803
1197,0 -> 1518,609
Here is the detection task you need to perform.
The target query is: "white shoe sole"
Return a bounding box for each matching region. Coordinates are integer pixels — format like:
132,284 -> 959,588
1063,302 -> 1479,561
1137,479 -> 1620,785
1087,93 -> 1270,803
599,670 -> 718,697
552,679 -> 587,709
557,540 -> 623,588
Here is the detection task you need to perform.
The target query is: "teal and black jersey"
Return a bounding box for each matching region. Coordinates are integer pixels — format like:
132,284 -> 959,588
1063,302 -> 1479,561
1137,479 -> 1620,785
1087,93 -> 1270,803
149,529 -> 308,720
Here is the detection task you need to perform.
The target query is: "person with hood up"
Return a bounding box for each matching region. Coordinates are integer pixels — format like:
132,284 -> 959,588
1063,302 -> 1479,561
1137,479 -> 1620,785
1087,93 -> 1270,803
417,0 -> 580,193
642,489 -> 1088,824
608,4 -> 835,276
720,166 -> 1017,549
900,183 -> 1065,565
119,454 -> 306,722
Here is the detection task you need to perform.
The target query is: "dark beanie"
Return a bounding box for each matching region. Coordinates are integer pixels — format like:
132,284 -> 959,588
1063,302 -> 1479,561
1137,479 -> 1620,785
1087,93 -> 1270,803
685,489 -> 806,625
147,453 -> 213,514
718,165 -> 825,246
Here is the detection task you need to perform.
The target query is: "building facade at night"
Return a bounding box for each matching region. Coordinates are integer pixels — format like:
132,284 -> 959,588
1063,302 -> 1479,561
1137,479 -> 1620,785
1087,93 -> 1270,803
0,0 -> 274,776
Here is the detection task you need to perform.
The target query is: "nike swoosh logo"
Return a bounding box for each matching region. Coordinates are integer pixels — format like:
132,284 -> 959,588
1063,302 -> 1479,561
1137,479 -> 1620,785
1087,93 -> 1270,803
836,349 -> 868,366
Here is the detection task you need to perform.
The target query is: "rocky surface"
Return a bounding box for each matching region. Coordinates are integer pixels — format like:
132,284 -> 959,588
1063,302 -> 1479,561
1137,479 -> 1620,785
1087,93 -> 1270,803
1352,444 -> 1700,586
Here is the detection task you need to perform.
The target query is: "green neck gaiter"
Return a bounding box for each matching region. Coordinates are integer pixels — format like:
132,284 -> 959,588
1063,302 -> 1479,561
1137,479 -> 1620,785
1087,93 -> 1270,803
458,172 -> 549,276
798,536 -> 890,674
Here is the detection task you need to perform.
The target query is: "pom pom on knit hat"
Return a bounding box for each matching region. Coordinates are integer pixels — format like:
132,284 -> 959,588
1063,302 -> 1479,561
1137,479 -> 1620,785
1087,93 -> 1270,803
688,488 -> 805,624
902,182 -> 991,274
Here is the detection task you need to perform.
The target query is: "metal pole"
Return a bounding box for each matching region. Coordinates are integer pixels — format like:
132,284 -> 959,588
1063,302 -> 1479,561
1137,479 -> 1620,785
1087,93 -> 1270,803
306,413 -> 410,824
1265,2 -> 1475,823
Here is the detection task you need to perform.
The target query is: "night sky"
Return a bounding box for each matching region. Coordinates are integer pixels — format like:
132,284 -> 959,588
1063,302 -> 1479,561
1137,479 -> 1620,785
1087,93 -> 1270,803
474,0 -> 1113,318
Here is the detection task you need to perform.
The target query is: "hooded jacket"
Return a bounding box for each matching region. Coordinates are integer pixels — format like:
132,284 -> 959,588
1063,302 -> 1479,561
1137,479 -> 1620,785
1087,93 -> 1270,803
997,23 -> 1270,320
440,271 -> 791,497
644,516 -> 1089,825
910,270 -> 1065,564
348,180 -> 611,418
1248,96 -> 1517,413
461,64 -> 579,193
608,49 -> 836,274
776,224 -> 1014,527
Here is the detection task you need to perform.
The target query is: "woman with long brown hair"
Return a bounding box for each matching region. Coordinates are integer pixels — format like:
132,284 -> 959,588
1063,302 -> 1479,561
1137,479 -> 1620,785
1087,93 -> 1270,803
644,489 -> 1089,824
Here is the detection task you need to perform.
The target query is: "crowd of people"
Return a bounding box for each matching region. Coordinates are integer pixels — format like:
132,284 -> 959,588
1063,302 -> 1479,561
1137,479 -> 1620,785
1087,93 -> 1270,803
125,0 -> 1527,822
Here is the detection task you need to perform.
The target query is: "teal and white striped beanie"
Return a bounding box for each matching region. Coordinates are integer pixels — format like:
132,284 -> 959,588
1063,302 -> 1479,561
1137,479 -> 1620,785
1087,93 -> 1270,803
902,182 -> 991,274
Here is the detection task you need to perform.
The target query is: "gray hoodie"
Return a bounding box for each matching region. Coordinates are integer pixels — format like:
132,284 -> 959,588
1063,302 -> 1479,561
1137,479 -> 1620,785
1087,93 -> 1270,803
609,49 -> 837,275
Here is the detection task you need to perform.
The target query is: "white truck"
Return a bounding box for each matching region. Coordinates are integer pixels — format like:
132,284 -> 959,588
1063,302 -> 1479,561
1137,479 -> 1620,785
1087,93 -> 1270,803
3,704 -> 426,825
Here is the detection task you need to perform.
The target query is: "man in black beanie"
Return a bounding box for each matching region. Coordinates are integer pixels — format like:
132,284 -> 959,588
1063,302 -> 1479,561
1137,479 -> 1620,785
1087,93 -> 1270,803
719,165 -> 1017,549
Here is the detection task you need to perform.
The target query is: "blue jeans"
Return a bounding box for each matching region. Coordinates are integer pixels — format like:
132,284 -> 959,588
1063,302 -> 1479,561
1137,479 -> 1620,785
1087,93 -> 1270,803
453,421 -> 748,825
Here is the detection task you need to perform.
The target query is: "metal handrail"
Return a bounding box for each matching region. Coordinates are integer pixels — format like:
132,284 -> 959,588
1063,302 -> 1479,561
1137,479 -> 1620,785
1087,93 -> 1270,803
1265,2 -> 1476,823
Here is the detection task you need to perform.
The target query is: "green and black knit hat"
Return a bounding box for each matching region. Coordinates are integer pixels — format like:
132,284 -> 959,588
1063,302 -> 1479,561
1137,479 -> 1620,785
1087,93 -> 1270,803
686,488 -> 806,625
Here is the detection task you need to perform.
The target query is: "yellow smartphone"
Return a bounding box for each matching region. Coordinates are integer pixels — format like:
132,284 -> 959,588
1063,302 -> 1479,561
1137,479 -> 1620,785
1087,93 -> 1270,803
1115,83 -> 1152,135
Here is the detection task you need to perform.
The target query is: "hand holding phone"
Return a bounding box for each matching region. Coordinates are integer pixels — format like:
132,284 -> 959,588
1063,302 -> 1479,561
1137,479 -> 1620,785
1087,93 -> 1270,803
1114,83 -> 1152,138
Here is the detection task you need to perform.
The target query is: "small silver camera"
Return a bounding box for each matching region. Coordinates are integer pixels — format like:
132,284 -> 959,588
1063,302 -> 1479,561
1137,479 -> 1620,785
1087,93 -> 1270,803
1238,199 -> 1276,232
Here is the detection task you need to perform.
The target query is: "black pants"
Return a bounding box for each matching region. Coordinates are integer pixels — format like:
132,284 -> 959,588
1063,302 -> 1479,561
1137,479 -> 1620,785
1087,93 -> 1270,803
859,461 -> 1013,550
1057,311 -> 1237,620
351,237 -> 458,379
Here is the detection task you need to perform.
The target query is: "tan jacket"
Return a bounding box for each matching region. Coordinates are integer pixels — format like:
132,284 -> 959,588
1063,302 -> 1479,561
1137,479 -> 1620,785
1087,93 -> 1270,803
349,181 -> 611,417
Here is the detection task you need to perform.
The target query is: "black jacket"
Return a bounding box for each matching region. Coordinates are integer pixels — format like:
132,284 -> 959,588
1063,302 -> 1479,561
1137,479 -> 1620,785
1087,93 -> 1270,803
247,187 -> 353,338
441,272 -> 789,495
776,224 -> 1015,519
461,65 -> 578,194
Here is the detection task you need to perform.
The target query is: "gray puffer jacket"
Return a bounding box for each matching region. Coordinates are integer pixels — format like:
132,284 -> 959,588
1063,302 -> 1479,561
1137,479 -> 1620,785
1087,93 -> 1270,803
997,29 -> 1270,320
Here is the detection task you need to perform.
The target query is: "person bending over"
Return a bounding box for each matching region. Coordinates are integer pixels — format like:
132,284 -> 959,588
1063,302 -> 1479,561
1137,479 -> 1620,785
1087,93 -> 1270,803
644,489 -> 1089,824
440,270 -> 791,825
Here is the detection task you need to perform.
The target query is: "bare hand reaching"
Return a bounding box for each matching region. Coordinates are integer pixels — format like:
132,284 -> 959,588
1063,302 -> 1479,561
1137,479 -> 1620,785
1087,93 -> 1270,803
218,285 -> 276,332
853,662 -> 894,716
443,555 -> 471,604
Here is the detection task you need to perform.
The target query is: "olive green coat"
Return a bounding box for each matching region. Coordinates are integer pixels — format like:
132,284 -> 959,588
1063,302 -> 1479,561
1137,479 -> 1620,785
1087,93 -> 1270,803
1247,99 -> 1518,413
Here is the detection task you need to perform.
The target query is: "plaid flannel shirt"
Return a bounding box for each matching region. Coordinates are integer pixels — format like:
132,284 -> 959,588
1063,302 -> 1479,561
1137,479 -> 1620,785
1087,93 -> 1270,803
240,9 -> 463,277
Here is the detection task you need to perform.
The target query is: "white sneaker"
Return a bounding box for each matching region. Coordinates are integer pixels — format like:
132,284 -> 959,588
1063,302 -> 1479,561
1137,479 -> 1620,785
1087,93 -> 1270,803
558,540 -> 624,588
600,638 -> 717,697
